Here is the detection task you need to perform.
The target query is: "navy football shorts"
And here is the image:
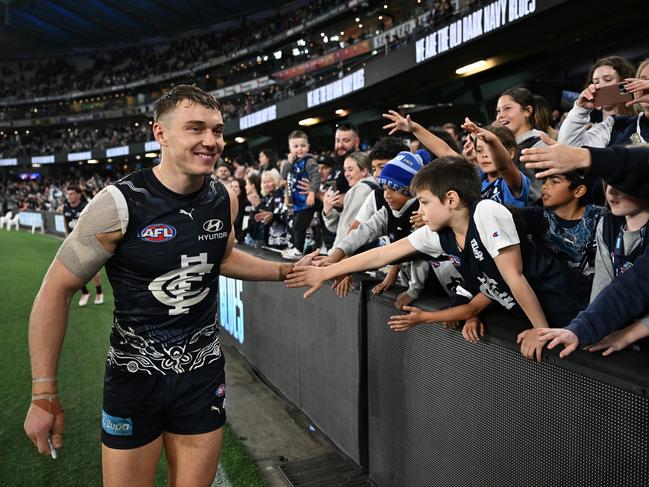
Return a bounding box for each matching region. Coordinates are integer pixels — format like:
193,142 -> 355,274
101,355 -> 226,449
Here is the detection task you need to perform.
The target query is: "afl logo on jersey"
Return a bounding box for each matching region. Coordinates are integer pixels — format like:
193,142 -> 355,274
139,223 -> 177,242
203,219 -> 224,233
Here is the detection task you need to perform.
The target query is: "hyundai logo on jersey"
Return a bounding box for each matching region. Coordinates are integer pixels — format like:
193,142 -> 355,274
139,223 -> 177,242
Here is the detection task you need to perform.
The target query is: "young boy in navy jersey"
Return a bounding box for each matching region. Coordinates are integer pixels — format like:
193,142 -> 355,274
287,155 -> 590,362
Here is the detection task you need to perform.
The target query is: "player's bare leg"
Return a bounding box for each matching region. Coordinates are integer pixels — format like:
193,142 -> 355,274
164,428 -> 224,487
102,435 -> 163,487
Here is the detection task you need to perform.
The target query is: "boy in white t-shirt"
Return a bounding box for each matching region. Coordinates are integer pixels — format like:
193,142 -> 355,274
287,156 -> 589,362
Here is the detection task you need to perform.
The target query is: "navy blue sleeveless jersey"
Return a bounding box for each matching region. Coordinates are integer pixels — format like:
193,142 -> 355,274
105,168 -> 231,375
438,201 -> 589,327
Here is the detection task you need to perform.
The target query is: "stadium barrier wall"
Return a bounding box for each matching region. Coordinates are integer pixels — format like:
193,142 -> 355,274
219,246 -> 364,464
221,247 -> 649,487
9,211 -> 65,236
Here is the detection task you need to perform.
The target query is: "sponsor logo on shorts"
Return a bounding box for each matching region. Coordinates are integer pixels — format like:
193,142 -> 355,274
215,384 -> 226,398
139,223 -> 176,242
102,410 -> 133,436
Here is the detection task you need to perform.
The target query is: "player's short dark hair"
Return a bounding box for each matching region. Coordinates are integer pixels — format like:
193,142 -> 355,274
153,85 -> 222,122
368,137 -> 408,162
412,155 -> 480,204
288,130 -> 309,141
66,186 -> 82,194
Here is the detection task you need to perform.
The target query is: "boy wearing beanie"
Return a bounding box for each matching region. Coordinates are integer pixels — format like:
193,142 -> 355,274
320,151 -> 462,309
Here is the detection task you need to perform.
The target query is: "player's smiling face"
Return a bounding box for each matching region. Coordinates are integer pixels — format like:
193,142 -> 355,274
156,100 -> 224,176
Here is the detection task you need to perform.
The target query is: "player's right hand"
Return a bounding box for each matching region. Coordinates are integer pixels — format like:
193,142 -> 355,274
24,397 -> 64,455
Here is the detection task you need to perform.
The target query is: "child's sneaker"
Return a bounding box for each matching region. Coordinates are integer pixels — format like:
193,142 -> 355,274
281,247 -> 304,260
78,293 -> 90,307
94,293 -> 104,305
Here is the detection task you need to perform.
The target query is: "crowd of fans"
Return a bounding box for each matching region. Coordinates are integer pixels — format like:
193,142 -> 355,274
0,174 -> 109,213
210,55 -> 649,363
3,55 -> 648,365
0,122 -> 151,158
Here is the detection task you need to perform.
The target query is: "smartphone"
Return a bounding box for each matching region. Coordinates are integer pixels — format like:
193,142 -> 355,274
592,83 -> 633,107
322,180 -> 337,192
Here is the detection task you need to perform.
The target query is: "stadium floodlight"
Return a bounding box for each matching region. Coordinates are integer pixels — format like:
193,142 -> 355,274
355,17 -> 360,22
145,152 -> 158,158
273,50 -> 282,60
298,117 -> 320,127
455,60 -> 488,75
335,109 -> 349,116
234,137 -> 246,143
87,159 -> 99,164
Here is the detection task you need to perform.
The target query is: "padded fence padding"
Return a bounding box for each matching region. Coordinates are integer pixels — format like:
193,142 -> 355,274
366,294 -> 649,487
225,262 -> 362,463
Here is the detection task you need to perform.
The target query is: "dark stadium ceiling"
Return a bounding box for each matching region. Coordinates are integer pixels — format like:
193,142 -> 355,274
0,0 -> 291,56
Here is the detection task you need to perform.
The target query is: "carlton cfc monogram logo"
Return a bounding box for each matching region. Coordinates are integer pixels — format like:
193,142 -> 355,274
149,253 -> 214,315
139,223 -> 176,242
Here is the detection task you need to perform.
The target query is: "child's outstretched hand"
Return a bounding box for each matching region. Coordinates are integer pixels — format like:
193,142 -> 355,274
372,265 -> 398,294
536,327 -> 579,358
584,320 -> 649,356
382,110 -> 415,135
516,328 -> 545,362
461,117 -> 497,144
285,266 -> 326,298
388,305 -> 424,332
332,274 -> 353,298
462,317 -> 485,343
395,291 -> 414,310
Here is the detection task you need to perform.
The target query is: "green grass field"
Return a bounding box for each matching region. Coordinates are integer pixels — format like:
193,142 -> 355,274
0,230 -> 265,486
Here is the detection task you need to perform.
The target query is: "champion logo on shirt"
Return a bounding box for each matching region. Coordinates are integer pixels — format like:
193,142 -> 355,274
492,230 -> 501,238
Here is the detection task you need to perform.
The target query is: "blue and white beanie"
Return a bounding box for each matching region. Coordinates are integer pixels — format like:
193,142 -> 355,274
377,151 -> 423,196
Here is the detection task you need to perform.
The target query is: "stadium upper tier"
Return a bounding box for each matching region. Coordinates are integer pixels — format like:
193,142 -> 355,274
0,0 -> 389,104
0,0 -> 446,131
